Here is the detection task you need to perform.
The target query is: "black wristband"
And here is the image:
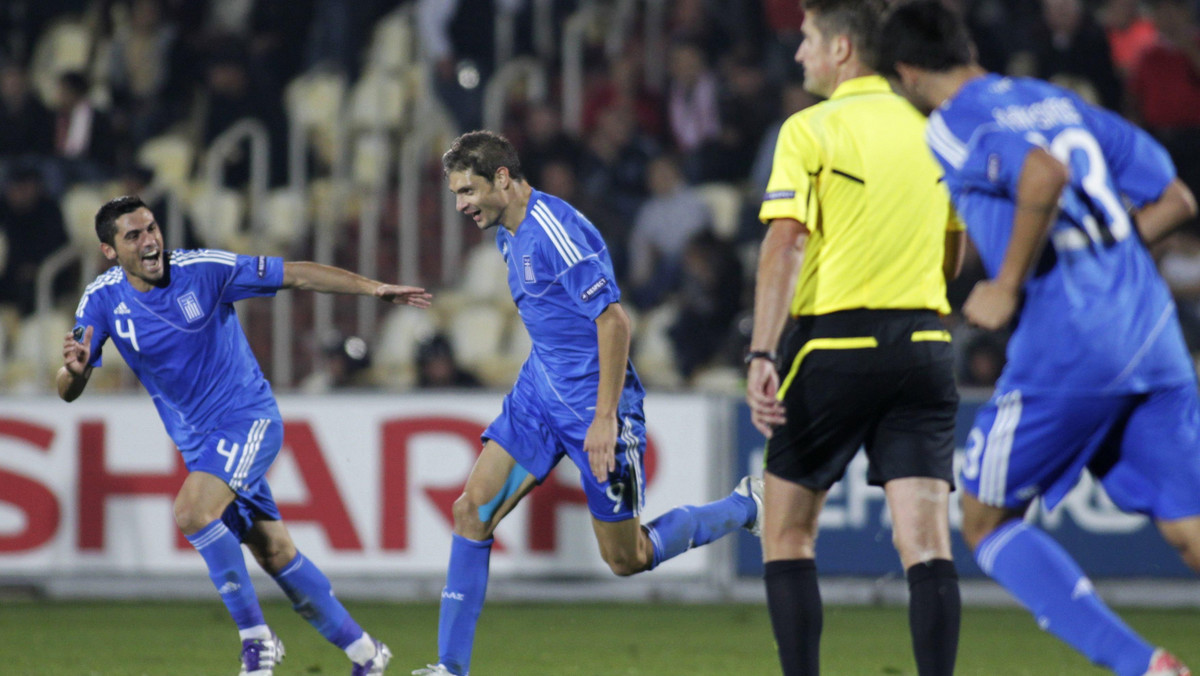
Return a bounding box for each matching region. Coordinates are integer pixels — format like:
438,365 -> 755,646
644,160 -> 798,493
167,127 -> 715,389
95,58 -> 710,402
743,350 -> 777,366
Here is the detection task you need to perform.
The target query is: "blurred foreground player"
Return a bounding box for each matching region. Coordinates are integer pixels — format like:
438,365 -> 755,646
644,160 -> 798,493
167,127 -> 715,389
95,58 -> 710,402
879,2 -> 1199,674
410,131 -> 763,676
59,196 -> 432,675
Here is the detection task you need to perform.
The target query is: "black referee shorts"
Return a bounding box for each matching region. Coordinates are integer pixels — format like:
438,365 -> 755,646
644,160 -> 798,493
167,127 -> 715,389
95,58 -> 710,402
764,309 -> 958,491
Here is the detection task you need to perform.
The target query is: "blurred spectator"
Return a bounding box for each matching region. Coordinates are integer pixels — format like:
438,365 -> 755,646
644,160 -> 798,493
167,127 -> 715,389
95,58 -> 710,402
54,71 -> 117,185
199,43 -> 290,187
418,0 -> 512,133
960,333 -> 1007,388
666,40 -> 721,156
300,334 -> 375,392
517,103 -> 581,187
578,104 -> 657,224
0,61 -> 54,160
416,334 -> 481,389
752,79 -> 818,196
668,0 -> 730,63
1025,0 -> 1123,109
668,230 -> 743,379
628,154 -> 712,308
0,165 -> 70,315
762,0 -> 804,82
692,45 -> 775,183
582,50 -> 663,140
108,0 -> 177,145
1099,0 -> 1159,77
1129,0 -> 1200,214
247,0 -> 315,92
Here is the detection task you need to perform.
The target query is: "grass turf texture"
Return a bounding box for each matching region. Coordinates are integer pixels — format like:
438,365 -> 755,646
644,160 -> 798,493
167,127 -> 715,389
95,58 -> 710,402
1,601 -> 1196,675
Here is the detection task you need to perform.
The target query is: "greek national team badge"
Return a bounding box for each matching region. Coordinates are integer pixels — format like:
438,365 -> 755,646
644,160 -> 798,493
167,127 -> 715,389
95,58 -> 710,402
523,255 -> 535,282
178,292 -> 203,323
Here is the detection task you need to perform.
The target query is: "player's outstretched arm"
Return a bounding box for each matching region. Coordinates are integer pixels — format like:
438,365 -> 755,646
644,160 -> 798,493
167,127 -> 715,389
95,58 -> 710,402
281,261 -> 432,307
58,325 -> 93,402
1134,178 -> 1198,245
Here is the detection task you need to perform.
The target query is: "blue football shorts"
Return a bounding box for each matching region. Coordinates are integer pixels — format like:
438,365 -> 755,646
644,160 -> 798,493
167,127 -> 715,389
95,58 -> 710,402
182,409 -> 284,541
483,375 -> 647,522
960,382 -> 1200,520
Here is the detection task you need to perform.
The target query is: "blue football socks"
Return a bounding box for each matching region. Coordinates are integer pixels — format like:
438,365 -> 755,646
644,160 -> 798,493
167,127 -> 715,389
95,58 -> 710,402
644,489 -> 756,569
976,520 -> 1154,676
186,519 -> 265,631
438,534 -> 493,675
271,551 -> 364,649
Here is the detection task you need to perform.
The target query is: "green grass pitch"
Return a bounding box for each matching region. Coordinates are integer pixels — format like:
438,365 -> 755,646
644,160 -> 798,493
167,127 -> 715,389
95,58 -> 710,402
1,600 -> 1195,675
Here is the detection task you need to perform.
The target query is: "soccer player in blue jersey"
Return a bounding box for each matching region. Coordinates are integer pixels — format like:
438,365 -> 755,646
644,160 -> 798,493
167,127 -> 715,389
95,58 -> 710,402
878,3 -> 1200,675
408,130 -> 763,676
58,196 -> 433,676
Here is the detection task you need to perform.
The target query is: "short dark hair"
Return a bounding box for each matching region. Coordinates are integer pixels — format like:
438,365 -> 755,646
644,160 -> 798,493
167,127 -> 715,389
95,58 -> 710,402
59,71 -> 89,96
95,195 -> 148,246
442,130 -> 524,183
877,0 -> 973,78
804,0 -> 887,71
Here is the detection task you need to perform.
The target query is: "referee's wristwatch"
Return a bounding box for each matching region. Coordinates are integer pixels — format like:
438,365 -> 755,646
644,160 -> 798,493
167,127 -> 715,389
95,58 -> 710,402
743,349 -> 777,366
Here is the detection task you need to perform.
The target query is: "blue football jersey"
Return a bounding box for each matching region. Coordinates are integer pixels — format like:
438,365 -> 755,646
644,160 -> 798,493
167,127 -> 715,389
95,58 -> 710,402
74,249 -> 285,450
929,74 -> 1194,394
495,189 -> 645,416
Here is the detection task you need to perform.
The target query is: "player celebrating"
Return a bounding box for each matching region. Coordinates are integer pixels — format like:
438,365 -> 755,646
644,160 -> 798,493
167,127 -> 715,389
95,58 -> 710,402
59,196 -> 432,675
410,131 -> 762,676
878,2 -> 1199,675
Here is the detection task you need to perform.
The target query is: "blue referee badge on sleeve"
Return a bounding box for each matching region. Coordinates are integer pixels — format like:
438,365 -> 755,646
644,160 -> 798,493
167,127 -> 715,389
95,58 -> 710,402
581,277 -> 608,301
256,256 -> 267,278
763,190 -> 796,201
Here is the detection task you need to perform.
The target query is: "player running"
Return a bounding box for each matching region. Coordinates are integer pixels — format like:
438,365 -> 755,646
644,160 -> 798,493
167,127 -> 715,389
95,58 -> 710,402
59,196 -> 432,675
878,2 -> 1199,674
410,131 -> 763,676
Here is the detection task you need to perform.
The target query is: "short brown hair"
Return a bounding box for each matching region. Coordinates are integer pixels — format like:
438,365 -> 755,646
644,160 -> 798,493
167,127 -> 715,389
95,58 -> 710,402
442,130 -> 525,183
804,0 -> 887,70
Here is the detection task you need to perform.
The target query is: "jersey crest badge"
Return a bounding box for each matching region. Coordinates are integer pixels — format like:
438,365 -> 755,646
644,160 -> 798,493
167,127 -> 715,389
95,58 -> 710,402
178,292 -> 203,323
523,255 -> 535,282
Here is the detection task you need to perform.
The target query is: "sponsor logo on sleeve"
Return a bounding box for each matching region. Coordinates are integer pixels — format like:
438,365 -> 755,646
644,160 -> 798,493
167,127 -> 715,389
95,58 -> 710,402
256,256 -> 267,278
763,190 -> 796,201
581,277 -> 608,301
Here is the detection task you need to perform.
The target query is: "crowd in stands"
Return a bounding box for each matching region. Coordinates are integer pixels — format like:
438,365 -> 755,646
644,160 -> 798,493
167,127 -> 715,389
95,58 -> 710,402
1,0 -> 1200,393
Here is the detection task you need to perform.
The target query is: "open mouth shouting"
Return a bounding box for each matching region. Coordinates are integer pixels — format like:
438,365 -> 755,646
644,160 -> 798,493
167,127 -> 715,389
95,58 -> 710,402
140,248 -> 163,275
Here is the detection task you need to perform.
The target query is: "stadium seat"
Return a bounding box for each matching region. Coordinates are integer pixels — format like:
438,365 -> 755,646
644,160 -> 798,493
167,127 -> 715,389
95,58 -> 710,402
695,183 -> 744,240
351,134 -> 392,187
285,70 -> 346,167
349,69 -> 408,131
261,189 -> 309,252
375,305 -> 440,388
137,135 -> 196,195
61,184 -> 110,247
689,365 -> 744,395
448,303 -> 508,381
188,188 -> 246,250
366,8 -> 415,72
631,303 -> 683,389
7,311 -> 72,391
29,19 -> 92,106
460,242 -> 512,306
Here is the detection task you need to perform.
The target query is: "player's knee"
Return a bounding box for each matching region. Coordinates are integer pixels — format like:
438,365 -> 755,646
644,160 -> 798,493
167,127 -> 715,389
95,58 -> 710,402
602,550 -> 647,577
452,493 -> 491,539
173,500 -> 214,535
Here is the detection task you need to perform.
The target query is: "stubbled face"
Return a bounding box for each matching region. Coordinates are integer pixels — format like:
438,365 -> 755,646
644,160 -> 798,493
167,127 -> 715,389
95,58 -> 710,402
448,169 -> 504,230
796,13 -> 838,98
104,207 -> 165,290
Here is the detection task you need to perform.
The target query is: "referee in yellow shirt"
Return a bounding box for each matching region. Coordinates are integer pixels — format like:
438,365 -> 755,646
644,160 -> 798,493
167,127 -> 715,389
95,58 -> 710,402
746,2 -> 965,675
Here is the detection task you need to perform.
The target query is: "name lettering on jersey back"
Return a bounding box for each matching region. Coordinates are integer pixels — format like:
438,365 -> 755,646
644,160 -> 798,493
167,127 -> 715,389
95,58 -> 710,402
177,292 -> 203,323
992,97 -> 1081,132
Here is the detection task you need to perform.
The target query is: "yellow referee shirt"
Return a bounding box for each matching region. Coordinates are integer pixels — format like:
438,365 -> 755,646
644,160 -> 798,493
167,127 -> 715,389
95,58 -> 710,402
759,75 -> 961,317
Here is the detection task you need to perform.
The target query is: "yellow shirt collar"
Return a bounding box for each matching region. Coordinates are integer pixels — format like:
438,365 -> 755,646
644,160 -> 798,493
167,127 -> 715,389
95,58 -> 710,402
829,75 -> 892,100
